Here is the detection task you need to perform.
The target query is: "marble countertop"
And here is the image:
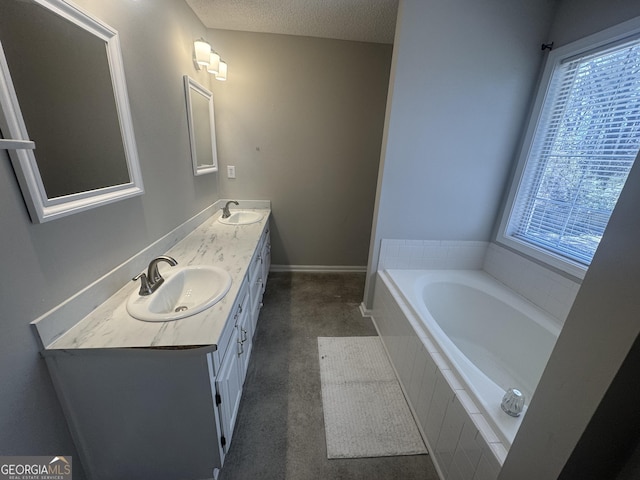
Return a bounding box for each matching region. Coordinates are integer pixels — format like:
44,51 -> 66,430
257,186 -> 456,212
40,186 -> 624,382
46,208 -> 270,351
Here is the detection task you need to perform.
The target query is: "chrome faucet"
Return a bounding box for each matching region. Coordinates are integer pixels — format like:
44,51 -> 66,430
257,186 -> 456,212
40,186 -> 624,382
222,200 -> 239,218
132,255 -> 178,296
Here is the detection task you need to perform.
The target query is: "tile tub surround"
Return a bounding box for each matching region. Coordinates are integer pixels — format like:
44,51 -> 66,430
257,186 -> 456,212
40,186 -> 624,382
378,240 -> 489,271
372,271 -> 504,480
32,202 -> 271,350
377,239 -> 580,325
483,243 -> 580,324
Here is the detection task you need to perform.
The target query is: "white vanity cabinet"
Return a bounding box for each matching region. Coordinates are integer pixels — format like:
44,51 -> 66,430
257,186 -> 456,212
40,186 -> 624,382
213,226 -> 270,464
213,276 -> 252,456
41,216 -> 271,480
261,227 -> 271,287
237,294 -> 253,382
249,226 -> 271,332
47,346 -> 224,480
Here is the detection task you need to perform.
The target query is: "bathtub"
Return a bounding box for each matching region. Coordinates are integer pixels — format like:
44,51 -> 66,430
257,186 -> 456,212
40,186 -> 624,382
382,269 -> 560,448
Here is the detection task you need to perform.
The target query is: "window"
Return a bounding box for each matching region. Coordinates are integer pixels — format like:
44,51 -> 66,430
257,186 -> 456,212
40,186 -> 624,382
499,20 -> 640,278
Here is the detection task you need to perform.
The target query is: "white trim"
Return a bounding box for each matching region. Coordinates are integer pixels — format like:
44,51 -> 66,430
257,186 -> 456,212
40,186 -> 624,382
497,15 -> 640,280
496,235 -> 587,280
269,264 -> 367,273
359,302 -> 372,318
184,75 -> 218,176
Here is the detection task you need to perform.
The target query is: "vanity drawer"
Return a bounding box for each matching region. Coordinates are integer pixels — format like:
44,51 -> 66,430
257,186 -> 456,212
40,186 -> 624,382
261,237 -> 271,285
214,277 -> 248,369
249,253 -> 263,296
249,246 -> 263,282
249,226 -> 269,280
261,226 -> 270,247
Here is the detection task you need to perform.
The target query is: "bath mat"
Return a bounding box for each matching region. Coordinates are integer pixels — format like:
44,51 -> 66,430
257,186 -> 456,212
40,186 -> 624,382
318,336 -> 427,459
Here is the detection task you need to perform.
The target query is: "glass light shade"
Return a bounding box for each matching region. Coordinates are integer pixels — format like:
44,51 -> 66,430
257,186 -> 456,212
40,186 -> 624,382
207,52 -> 220,74
194,39 -> 211,66
216,61 -> 227,81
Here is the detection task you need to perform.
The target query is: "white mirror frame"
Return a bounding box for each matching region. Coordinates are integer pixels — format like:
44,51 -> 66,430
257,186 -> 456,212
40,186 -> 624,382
0,0 -> 143,223
184,75 -> 218,176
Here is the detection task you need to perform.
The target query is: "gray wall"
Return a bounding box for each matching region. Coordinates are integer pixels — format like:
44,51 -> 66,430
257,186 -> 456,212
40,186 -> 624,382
363,0 -> 556,306
207,29 -> 391,268
498,1 -> 640,478
0,0 -> 218,475
549,0 -> 640,46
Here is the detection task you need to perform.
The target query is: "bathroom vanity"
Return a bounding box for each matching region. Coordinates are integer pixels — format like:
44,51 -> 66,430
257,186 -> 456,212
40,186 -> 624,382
33,207 -> 271,480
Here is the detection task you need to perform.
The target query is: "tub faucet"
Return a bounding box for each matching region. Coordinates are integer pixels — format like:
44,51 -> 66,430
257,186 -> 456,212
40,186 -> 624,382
222,200 -> 239,218
501,388 -> 525,417
132,255 -> 178,296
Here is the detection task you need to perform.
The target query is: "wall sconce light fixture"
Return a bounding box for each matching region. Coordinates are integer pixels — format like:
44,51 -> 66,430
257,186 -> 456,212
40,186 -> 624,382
216,60 -> 228,81
206,51 -> 220,74
194,38 -> 227,81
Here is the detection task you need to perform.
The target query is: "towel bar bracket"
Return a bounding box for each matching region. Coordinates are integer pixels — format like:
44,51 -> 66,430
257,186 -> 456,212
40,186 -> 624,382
0,139 -> 35,150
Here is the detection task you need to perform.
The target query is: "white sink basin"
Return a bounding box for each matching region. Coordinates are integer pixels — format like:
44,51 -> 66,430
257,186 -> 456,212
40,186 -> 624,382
218,210 -> 263,225
126,266 -> 232,322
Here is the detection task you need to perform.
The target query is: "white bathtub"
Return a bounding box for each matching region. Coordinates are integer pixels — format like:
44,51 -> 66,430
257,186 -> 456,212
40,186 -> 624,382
384,269 -> 560,447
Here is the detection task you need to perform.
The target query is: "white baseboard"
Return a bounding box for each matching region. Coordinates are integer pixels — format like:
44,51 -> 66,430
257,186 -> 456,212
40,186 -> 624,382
359,302 -> 372,318
270,264 -> 367,273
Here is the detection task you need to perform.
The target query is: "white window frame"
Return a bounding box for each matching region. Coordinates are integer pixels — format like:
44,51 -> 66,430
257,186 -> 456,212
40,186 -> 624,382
497,16 -> 640,279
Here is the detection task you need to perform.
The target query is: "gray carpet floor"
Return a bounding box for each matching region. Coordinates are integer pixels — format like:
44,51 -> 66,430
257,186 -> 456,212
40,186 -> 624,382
219,272 -> 439,480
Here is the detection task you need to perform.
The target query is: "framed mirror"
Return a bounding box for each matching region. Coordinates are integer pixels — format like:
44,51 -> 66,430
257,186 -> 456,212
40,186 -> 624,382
0,0 -> 143,223
184,75 -> 218,176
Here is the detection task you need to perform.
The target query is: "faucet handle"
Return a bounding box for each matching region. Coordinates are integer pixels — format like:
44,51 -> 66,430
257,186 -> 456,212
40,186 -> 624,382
501,388 -> 525,417
132,272 -> 153,296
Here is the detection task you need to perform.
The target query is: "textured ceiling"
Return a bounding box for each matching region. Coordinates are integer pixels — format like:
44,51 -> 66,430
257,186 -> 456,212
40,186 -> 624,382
185,0 -> 398,44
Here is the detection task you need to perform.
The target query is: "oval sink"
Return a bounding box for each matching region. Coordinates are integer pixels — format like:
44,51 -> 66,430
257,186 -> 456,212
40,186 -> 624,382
126,266 -> 232,322
218,210 -> 263,225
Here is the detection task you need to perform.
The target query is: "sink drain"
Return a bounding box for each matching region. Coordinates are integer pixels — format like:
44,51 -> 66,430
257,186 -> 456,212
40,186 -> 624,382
174,305 -> 189,312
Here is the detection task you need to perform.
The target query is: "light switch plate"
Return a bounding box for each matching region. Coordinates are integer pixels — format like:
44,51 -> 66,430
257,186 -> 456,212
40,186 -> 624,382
227,165 -> 236,179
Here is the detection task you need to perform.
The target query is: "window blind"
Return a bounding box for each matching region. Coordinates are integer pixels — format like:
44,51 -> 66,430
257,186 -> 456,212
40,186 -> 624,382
508,35 -> 640,265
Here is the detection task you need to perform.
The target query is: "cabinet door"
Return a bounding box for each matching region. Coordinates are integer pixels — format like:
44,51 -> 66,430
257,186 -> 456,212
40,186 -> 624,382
215,329 -> 243,455
250,229 -> 270,334
214,278 -> 249,371
249,275 -> 262,336
248,256 -> 263,335
261,232 -> 271,286
237,306 -> 252,384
